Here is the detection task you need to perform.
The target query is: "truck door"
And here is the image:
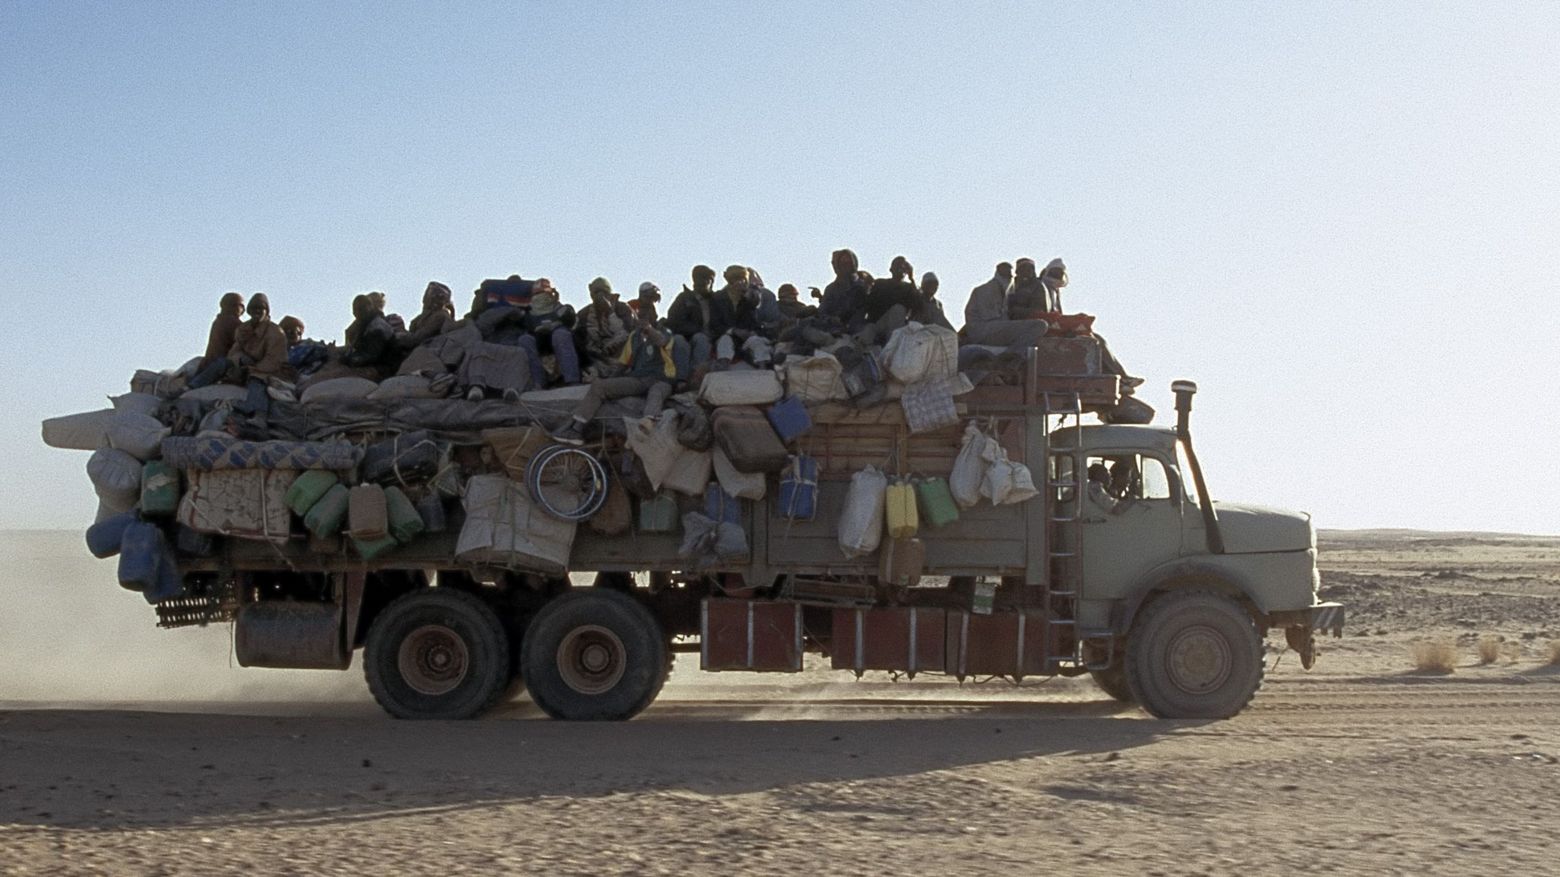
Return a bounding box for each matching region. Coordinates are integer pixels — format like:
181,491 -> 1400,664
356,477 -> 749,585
1078,452 -> 1184,597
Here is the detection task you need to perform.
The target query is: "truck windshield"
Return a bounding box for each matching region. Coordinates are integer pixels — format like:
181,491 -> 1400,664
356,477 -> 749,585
1176,441 -> 1201,505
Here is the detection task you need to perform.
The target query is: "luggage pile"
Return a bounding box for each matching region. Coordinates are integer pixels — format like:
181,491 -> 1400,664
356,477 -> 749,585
44,320 -> 1026,602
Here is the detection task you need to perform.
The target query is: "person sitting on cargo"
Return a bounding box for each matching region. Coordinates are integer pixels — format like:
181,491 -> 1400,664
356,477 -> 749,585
551,314 -> 678,446
227,292 -> 289,423
667,264 -> 717,375
518,282 -> 582,387
775,283 -> 817,331
1028,258 -> 1143,391
818,248 -> 869,335
914,271 -> 955,331
399,281 -> 458,348
342,293 -> 402,376
278,315 -> 331,378
860,255 -> 925,344
579,276 -> 634,378
187,292 -> 247,389
963,261 -> 1049,350
710,265 -> 771,367
367,290 -> 406,333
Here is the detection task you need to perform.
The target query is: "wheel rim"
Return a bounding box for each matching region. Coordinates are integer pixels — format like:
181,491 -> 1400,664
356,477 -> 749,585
397,624 -> 470,696
1165,624 -> 1233,695
556,624 -> 627,695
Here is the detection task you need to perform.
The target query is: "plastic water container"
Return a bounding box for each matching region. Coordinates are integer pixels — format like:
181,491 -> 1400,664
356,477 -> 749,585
775,454 -> 818,521
915,477 -> 959,528
305,484 -> 350,539
637,494 -> 678,533
139,461 -> 180,517
383,486 -> 425,544
885,480 -> 919,539
86,509 -> 139,559
285,470 -> 340,516
764,395 -> 812,443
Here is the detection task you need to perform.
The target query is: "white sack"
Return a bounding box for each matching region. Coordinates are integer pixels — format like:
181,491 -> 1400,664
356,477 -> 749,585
110,392 -> 163,417
881,322 -> 960,384
839,465 -> 887,559
782,352 -> 847,403
950,421 -> 992,509
697,369 -> 783,407
106,412 -> 170,461
367,375 -> 440,400
661,447 -> 713,496
455,474 -> 576,575
88,447 -> 144,511
712,446 -> 766,500
180,384 -> 249,403
981,443 -> 1040,506
41,409 -> 116,451
300,377 -> 379,406
625,414 -> 682,490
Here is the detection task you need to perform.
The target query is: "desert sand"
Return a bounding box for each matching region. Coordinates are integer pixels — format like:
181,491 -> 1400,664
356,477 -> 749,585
3,529 -> 1559,875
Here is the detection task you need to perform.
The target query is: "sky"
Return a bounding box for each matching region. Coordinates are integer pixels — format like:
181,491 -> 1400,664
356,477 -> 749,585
2,2 -> 1557,534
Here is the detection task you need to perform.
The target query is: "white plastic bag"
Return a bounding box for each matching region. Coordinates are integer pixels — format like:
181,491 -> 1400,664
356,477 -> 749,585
712,446 -> 766,500
839,465 -> 887,559
981,444 -> 1040,506
106,412 -> 170,461
661,447 -> 713,496
783,352 -> 847,403
950,422 -> 992,509
625,414 -> 682,490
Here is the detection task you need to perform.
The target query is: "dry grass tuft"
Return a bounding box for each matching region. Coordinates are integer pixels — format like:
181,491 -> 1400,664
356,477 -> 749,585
1476,636 -> 1502,665
1548,641 -> 1560,666
1411,639 -> 1458,673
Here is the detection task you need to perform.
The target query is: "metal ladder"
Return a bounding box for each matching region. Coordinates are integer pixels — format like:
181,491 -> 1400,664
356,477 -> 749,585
1041,391 -> 1085,669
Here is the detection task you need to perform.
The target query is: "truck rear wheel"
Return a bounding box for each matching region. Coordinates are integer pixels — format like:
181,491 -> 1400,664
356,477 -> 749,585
364,589 -> 510,720
1124,590 -> 1263,719
1088,665 -> 1135,703
522,589 -> 669,721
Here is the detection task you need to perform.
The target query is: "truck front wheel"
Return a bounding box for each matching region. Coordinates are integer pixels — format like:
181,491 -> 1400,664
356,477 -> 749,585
364,589 -> 511,720
522,589 -> 669,721
1124,590 -> 1263,719
1088,665 -> 1135,703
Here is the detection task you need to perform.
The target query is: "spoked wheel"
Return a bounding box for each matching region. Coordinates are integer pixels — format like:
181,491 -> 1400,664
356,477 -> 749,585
1124,589 -> 1263,719
365,589 -> 510,720
526,445 -> 609,521
522,589 -> 669,721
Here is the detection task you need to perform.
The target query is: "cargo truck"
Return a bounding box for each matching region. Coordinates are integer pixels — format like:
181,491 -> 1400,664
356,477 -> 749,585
144,339 -> 1343,722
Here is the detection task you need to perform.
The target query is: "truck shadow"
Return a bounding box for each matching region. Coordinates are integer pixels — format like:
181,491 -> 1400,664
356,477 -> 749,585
0,698 -> 1192,832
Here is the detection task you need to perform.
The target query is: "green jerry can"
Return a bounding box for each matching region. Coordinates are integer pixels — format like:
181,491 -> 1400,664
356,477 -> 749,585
915,477 -> 959,528
285,470 -> 340,517
383,486 -> 425,544
304,484 -> 350,539
139,460 -> 180,517
637,493 -> 679,533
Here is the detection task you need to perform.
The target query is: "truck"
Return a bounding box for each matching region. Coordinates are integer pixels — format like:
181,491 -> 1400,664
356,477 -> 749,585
111,334 -> 1345,723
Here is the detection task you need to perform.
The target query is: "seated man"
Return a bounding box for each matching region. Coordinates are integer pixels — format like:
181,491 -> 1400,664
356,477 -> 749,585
666,265 -> 717,378
710,265 -> 770,366
517,283 -> 581,387
278,315 -> 330,378
400,281 -> 457,348
913,271 -> 954,331
551,316 -> 677,445
187,292 -> 246,389
818,248 -> 869,335
860,255 -> 924,344
775,283 -> 817,334
228,293 -> 289,422
579,276 -> 634,377
1086,462 -> 1122,514
1030,258 -> 1142,390
344,293 -> 401,376
963,261 -> 1049,349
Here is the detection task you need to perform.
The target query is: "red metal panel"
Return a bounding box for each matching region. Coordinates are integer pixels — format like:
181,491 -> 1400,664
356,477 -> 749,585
830,607 -> 946,674
945,611 -> 1051,679
701,599 -> 802,672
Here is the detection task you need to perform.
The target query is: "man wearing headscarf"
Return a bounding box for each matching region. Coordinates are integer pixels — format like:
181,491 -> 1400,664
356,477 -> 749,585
551,309 -> 678,446
710,265 -> 766,365
187,292 -> 247,389
344,293 -> 401,376
1027,258 -> 1141,389
963,261 -> 1049,349
518,280 -> 581,386
913,271 -> 954,331
818,248 -> 868,334
861,255 -> 925,344
228,292 -> 289,423
401,281 -> 457,347
580,276 -> 634,376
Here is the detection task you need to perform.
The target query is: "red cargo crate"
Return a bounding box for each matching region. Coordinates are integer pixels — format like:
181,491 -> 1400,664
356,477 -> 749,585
701,599 -> 804,671
831,606 -> 946,677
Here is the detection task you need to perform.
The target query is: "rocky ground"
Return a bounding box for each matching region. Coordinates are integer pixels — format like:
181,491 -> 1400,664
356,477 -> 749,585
2,529 -> 1559,875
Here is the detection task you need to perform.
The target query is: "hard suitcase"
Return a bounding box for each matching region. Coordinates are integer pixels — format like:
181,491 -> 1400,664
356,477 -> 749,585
711,406 -> 788,474
764,395 -> 812,443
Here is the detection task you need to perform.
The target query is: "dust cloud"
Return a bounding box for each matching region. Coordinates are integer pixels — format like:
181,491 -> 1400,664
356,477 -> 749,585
0,530 -> 370,706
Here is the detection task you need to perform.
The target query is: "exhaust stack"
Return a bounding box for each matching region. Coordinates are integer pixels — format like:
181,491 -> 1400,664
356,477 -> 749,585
1172,380 -> 1225,554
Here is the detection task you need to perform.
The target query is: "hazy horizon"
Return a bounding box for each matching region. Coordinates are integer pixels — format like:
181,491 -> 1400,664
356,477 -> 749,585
5,4 -> 1557,534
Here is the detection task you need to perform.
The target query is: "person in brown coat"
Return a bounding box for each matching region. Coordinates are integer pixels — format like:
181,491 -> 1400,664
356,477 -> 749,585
229,293 -> 289,380
187,292 -> 246,388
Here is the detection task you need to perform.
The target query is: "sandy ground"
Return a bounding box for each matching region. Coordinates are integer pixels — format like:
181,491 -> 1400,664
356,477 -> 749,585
3,529 -> 1560,875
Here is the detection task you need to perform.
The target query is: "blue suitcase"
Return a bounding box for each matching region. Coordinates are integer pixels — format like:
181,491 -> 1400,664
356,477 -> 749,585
765,395 -> 812,443
776,454 -> 818,521
704,484 -> 742,525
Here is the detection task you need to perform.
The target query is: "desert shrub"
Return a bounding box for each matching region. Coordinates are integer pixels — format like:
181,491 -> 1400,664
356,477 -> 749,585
1411,639 -> 1457,673
1476,636 -> 1501,665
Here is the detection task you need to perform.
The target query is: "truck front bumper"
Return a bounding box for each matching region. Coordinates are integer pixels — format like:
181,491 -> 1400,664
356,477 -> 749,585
1309,601 -> 1345,637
